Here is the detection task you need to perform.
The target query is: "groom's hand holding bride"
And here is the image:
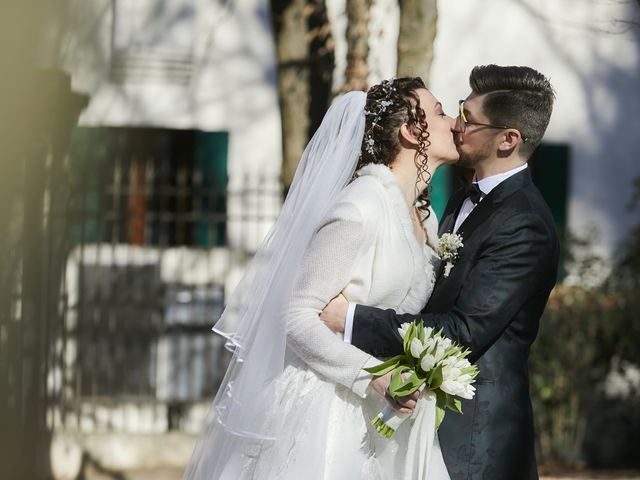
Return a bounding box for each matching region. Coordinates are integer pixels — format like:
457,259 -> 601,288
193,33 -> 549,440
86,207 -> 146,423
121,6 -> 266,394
321,294 -> 418,414
320,293 -> 348,333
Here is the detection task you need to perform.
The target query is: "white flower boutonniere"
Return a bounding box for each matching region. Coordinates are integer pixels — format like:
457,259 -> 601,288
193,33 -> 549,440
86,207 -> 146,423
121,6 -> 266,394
437,233 -> 464,278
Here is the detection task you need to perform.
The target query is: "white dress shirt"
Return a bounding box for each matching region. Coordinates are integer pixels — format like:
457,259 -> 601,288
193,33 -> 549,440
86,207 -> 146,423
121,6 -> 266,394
343,163 -> 529,344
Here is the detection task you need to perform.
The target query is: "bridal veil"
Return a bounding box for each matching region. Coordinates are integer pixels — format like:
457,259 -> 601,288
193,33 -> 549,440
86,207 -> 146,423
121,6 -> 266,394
183,91 -> 367,479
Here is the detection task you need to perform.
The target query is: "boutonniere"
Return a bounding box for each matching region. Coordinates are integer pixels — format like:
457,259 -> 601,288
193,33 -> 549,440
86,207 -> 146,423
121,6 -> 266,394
437,233 -> 464,277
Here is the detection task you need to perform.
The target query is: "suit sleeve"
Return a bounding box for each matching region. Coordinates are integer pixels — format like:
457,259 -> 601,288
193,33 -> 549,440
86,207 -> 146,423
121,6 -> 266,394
352,213 -> 556,359
285,201 -> 379,398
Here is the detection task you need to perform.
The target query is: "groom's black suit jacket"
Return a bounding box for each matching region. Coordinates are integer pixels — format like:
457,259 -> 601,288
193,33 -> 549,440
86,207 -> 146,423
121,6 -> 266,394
352,169 -> 559,480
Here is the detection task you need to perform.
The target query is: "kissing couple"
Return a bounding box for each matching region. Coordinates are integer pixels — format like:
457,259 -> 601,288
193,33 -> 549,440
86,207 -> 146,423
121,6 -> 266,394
184,65 -> 559,480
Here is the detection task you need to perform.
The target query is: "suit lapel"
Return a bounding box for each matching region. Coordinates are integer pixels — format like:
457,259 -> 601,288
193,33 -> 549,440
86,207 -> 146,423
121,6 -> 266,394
455,196 -> 494,241
456,168 -> 532,242
429,169 -> 532,299
438,188 -> 466,236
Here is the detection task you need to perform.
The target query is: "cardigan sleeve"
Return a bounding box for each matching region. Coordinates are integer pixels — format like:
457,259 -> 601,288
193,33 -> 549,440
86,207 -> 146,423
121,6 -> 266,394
285,200 -> 379,398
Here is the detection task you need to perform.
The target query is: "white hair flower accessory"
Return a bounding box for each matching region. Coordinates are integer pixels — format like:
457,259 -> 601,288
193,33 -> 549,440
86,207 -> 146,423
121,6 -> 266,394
362,78 -> 397,160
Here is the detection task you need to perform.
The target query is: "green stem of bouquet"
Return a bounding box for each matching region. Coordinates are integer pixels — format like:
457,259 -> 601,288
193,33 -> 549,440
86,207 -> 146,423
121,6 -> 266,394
371,416 -> 396,439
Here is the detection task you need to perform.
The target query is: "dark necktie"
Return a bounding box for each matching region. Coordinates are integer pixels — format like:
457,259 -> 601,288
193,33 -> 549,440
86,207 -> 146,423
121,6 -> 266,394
465,182 -> 485,205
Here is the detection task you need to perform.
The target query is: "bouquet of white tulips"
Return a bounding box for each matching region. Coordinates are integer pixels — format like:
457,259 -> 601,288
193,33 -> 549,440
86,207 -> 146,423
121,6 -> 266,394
364,321 -> 479,438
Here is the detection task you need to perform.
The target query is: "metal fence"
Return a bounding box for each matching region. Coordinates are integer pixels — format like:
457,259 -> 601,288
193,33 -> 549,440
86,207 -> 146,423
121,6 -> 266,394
0,119 -> 282,478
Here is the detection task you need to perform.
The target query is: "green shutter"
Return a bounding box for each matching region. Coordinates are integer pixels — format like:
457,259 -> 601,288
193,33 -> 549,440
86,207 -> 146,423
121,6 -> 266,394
194,131 -> 228,247
69,127 -> 109,244
430,165 -> 453,220
530,144 -> 570,280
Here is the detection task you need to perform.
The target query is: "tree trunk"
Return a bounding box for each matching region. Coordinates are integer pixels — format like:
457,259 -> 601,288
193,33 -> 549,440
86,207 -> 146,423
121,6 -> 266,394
271,0 -> 334,189
271,0 -> 309,189
344,0 -> 372,91
397,0 -> 438,85
307,0 -> 335,138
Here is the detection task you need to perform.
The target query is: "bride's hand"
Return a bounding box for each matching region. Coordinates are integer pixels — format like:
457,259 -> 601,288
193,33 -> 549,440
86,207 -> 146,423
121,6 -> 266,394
320,293 -> 349,333
369,373 -> 418,415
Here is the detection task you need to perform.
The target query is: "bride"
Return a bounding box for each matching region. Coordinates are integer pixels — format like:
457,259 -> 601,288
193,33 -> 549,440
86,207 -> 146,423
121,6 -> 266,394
184,77 -> 459,479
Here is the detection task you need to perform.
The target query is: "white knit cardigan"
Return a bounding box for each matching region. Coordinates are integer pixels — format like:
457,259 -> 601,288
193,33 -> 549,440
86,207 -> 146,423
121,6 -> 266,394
285,163 -> 439,398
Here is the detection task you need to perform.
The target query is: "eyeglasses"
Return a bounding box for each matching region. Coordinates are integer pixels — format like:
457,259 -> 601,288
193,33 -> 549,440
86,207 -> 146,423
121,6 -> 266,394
458,100 -> 528,142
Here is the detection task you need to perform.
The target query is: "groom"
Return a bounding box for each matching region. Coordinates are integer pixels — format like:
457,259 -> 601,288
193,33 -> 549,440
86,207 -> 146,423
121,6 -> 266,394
321,65 -> 559,479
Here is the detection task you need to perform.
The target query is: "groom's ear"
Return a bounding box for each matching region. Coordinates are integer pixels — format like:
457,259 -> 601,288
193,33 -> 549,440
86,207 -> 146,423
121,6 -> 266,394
497,129 -> 523,154
399,123 -> 420,147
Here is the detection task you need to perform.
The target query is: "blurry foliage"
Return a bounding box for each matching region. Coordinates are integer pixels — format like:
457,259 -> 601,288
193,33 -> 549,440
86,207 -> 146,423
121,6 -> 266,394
531,285 -> 640,468
531,177 -> 640,469
562,228 -> 608,287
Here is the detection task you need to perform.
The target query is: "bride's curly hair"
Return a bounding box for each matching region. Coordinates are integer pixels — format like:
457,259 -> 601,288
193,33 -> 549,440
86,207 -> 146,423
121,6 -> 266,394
356,77 -> 433,222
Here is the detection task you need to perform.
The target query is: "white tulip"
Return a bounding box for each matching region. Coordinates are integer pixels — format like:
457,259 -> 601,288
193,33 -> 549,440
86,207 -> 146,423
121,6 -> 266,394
398,323 -> 410,339
444,356 -> 467,370
442,366 -> 462,381
420,354 -> 437,372
440,356 -> 455,367
410,338 -> 424,358
441,378 -> 476,399
433,345 -> 446,363
455,358 -> 471,369
459,384 -> 476,400
424,337 -> 436,352
440,379 -> 465,397
457,384 -> 476,400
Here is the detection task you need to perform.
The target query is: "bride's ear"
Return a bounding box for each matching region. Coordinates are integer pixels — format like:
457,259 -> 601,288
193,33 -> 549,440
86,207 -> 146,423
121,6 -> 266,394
399,123 -> 420,147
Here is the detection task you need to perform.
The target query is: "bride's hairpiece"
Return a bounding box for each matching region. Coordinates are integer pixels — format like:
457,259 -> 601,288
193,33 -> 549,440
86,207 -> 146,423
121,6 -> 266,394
363,78 -> 397,158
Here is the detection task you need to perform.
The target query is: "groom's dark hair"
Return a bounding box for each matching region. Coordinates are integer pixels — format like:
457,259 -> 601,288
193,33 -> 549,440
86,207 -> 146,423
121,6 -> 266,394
470,65 -> 555,157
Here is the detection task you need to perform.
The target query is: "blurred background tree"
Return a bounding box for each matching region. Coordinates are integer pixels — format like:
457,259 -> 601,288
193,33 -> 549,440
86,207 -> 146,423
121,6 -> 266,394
344,0 -> 372,91
397,0 -> 438,82
274,0 -> 439,188
271,0 -> 334,188
1,2 -> 90,478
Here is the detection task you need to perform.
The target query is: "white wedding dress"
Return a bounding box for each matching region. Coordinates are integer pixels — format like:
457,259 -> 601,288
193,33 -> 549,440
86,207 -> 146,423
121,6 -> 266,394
241,164 -> 451,480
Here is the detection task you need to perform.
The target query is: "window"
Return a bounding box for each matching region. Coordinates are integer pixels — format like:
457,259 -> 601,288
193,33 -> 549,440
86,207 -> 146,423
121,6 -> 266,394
69,127 -> 229,247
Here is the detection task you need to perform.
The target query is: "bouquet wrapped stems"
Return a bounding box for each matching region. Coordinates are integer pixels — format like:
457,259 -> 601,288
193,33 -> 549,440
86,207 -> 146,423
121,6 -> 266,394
371,383 -> 426,438
372,406 -> 408,439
